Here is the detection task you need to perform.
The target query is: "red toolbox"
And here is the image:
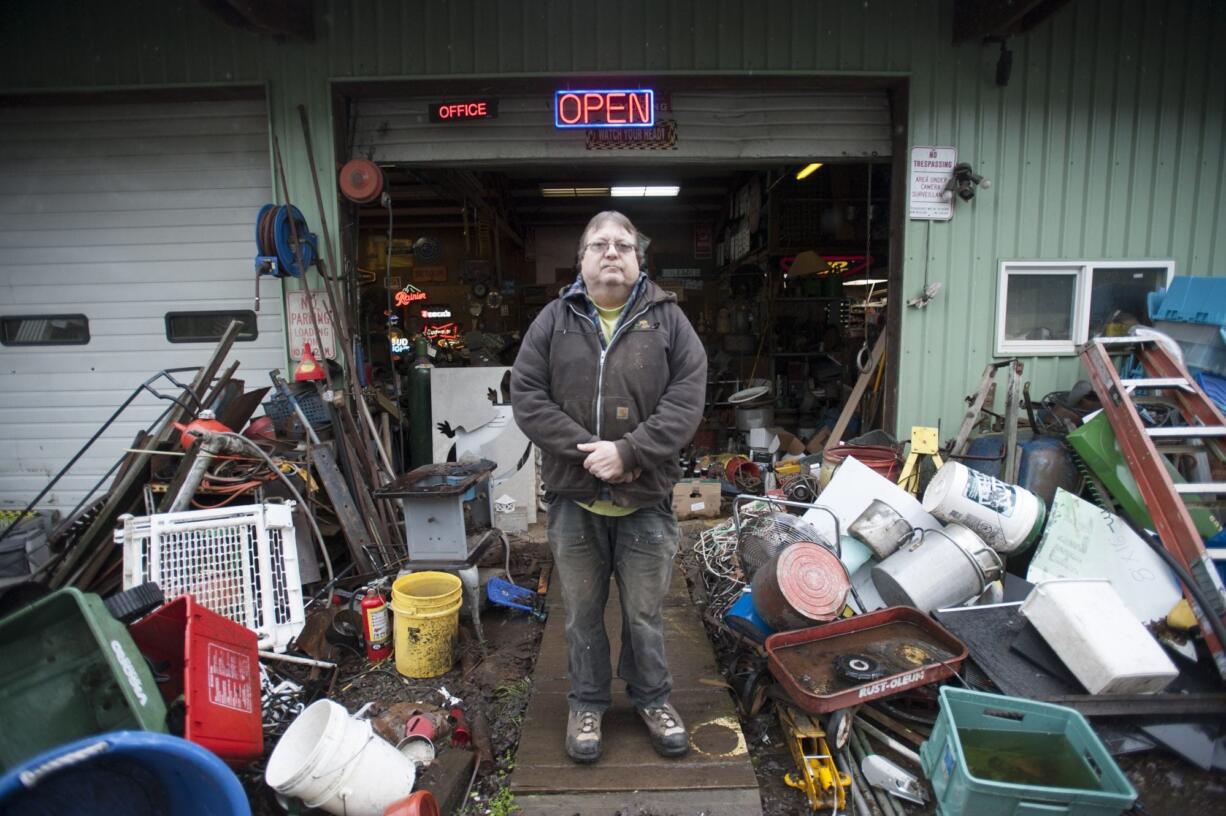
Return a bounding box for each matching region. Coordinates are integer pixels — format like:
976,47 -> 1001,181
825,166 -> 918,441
129,594 -> 262,764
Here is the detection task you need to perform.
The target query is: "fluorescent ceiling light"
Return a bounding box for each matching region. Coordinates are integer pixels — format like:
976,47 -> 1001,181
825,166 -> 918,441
540,185 -> 610,197
795,162 -> 824,180
611,185 -> 680,197
843,277 -> 888,286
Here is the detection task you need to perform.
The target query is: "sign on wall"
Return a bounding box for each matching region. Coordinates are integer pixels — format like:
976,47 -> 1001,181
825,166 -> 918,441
286,291 -> 336,360
429,99 -> 498,123
909,146 -> 957,221
555,89 -> 654,128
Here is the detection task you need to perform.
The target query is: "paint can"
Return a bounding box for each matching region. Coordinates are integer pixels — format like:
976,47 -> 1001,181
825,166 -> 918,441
871,523 -> 1004,613
922,461 -> 1046,553
751,541 -> 850,630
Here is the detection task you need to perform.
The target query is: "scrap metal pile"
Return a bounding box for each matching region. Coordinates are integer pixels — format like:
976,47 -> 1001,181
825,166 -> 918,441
688,335 -> 1226,815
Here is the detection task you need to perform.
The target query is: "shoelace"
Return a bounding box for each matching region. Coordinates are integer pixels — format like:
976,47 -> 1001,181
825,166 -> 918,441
578,711 -> 600,734
644,707 -> 677,729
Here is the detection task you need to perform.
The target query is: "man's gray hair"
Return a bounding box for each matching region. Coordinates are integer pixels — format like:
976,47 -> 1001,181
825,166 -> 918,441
576,210 -> 651,268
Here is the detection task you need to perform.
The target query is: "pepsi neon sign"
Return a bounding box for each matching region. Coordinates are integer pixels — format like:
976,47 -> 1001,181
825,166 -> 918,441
554,89 -> 654,129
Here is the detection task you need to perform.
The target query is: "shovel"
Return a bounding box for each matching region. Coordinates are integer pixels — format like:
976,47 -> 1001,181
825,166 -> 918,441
486,576 -> 547,621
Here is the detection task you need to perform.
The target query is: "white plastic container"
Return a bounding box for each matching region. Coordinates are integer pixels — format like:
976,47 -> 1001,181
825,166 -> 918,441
265,699 -> 417,816
1020,580 -> 1178,694
922,461 -> 1045,554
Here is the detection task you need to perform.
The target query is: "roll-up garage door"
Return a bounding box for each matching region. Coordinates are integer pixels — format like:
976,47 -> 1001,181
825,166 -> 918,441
352,88 -> 892,164
0,95 -> 284,511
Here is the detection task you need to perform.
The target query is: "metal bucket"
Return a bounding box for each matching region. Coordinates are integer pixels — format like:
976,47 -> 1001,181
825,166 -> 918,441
849,499 -> 913,559
751,541 -> 850,631
870,524 -> 1004,613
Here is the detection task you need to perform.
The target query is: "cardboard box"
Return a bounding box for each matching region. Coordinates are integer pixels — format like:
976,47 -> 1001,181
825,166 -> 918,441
806,427 -> 831,454
672,480 -> 722,520
769,427 -> 806,456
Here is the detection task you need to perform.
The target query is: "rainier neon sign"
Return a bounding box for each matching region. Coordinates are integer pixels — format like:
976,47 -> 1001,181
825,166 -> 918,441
555,89 -> 654,129
394,284 -> 428,307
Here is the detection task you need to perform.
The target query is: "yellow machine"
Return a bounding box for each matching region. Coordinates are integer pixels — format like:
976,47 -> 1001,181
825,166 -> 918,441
897,426 -> 943,495
778,705 -> 850,812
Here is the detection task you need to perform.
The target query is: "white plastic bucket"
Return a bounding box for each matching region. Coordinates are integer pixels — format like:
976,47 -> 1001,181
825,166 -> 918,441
264,699 -> 416,816
921,461 -> 1046,554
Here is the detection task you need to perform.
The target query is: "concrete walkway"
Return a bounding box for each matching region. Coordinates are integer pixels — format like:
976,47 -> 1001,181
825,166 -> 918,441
511,569 -> 762,815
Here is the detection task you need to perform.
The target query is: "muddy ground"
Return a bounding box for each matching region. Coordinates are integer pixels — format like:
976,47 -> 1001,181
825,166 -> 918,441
243,524 -> 1223,816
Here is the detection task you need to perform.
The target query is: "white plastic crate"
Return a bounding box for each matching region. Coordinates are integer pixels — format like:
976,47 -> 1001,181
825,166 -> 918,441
117,502 -> 305,652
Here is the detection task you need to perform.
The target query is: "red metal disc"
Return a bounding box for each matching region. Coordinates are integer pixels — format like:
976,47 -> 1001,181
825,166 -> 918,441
339,158 -> 384,204
774,541 -> 849,622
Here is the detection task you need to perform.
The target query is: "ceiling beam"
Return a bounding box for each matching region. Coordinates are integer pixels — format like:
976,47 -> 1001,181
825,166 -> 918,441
196,0 -> 314,41
952,0 -> 1072,44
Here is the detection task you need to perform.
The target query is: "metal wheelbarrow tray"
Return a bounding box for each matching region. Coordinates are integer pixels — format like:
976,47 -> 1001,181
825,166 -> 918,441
764,606 -> 968,714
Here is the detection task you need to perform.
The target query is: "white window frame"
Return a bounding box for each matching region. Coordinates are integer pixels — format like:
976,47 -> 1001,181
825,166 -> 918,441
996,260 -> 1175,356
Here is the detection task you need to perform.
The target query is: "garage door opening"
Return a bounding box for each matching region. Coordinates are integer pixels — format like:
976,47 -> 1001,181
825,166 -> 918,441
343,158 -> 893,471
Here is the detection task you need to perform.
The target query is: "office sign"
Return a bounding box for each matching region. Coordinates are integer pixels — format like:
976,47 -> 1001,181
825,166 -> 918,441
429,99 -> 498,123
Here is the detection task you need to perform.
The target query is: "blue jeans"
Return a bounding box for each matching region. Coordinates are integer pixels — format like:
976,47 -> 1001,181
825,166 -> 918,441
547,497 -> 679,712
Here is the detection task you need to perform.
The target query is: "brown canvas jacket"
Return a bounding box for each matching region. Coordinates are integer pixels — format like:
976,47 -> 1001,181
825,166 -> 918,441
510,277 -> 708,508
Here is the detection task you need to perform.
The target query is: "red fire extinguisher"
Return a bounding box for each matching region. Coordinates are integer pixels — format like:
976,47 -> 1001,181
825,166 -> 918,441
358,588 -> 391,662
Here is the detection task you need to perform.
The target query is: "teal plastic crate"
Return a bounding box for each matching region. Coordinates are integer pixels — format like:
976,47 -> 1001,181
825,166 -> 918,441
920,687 -> 1136,816
0,588 -> 168,772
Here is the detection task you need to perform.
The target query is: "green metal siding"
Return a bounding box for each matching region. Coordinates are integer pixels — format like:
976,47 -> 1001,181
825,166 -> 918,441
2,0 -> 1223,438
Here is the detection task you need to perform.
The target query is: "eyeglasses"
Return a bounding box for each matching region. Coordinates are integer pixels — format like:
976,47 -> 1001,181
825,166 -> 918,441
585,239 -> 636,256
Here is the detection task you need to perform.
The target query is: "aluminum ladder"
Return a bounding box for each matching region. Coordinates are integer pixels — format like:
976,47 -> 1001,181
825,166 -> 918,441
1080,336 -> 1226,680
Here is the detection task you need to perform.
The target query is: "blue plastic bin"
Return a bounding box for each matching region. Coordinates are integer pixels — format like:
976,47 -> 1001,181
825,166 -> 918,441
920,687 -> 1136,816
1148,276 -> 1226,325
0,731 -> 251,815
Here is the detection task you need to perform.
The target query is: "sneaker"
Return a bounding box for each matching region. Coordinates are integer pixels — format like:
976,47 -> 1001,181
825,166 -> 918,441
566,709 -> 603,763
638,702 -> 690,757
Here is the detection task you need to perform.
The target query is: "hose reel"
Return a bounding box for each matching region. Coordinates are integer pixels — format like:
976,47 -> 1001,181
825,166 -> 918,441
253,204 -> 320,310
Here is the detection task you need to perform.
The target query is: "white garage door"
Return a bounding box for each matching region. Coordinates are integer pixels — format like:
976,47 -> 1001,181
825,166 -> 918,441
0,95 -> 286,511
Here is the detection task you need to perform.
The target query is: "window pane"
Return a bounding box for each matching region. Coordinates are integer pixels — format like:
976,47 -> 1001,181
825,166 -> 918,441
1,314 -> 89,346
165,311 -> 257,343
1088,266 -> 1167,337
1004,274 -> 1076,341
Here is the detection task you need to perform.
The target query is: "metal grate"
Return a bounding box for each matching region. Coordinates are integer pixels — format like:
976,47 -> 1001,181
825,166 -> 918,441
118,503 -> 305,652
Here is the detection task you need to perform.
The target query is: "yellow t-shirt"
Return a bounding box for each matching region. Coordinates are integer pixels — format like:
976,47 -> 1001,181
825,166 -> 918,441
577,303 -> 638,517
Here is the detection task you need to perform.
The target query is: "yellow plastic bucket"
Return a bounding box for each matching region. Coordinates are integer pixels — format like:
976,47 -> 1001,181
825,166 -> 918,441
390,572 -> 463,678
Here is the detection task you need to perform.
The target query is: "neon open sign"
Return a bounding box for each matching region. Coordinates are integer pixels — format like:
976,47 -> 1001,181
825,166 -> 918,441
554,89 -> 654,129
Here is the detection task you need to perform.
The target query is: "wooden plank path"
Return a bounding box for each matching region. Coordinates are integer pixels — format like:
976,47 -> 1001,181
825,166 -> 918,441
511,570 -> 762,815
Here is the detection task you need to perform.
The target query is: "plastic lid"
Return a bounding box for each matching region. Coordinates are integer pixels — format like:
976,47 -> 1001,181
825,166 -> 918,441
729,385 -> 771,404
775,542 -> 849,621
383,790 -> 439,816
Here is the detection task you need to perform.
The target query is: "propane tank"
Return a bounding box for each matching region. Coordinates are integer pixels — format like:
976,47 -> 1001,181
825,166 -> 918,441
359,588 -> 391,662
408,336 -> 433,469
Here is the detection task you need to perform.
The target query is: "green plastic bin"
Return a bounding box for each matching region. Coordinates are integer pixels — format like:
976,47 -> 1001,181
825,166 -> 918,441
920,687 -> 1136,816
0,588 -> 168,771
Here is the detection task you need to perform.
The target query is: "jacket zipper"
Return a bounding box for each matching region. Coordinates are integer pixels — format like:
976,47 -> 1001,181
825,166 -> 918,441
565,300 -> 652,436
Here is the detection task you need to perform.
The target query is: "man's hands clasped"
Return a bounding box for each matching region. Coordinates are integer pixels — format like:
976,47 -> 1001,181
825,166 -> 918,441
577,441 -> 642,484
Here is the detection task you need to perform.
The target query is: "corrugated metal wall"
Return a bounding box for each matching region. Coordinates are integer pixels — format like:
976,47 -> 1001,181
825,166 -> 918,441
1,0 -> 1223,439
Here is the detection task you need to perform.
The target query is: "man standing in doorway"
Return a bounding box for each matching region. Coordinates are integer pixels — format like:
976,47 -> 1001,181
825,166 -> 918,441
511,211 -> 707,763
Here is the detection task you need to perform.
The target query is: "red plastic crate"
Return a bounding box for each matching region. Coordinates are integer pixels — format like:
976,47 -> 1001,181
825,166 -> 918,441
129,594 -> 262,765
